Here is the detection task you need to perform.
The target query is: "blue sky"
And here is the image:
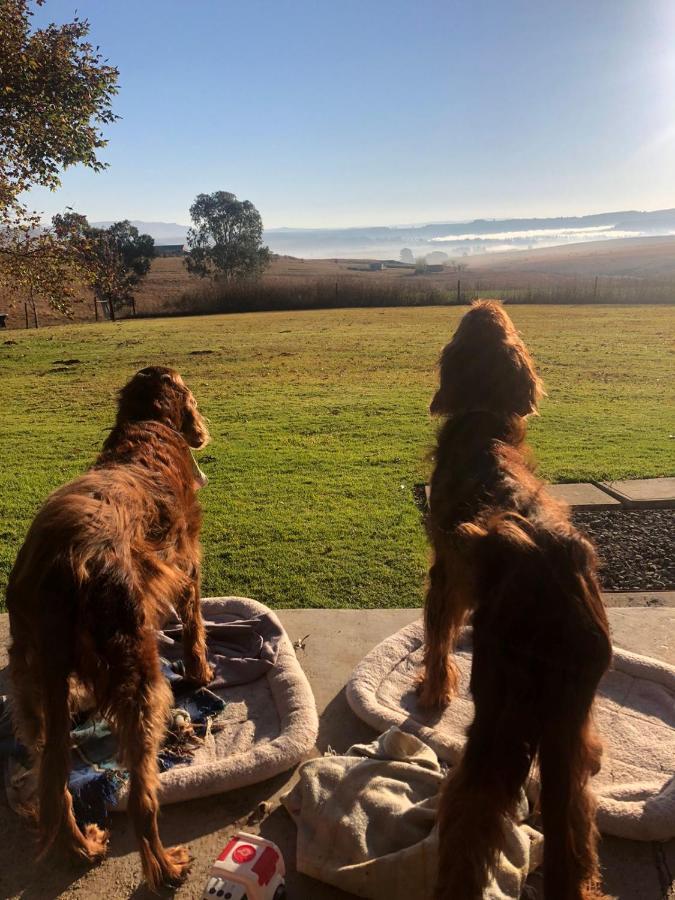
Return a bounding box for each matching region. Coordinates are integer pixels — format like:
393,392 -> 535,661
28,0 -> 675,228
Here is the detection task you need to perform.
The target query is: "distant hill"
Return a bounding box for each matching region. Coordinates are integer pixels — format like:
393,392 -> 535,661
263,208 -> 675,259
91,220 -> 189,245
90,208 -> 675,259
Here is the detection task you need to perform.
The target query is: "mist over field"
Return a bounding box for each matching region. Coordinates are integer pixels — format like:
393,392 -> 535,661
261,208 -> 675,259
105,208 -> 675,260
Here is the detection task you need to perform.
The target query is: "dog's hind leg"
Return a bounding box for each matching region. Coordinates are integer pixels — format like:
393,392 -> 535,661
417,555 -> 465,710
110,629 -> 191,890
36,656 -> 109,862
176,568 -> 213,686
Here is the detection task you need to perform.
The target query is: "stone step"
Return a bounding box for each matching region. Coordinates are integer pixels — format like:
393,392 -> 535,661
546,482 -> 621,509
421,478 -> 675,510
596,477 -> 675,509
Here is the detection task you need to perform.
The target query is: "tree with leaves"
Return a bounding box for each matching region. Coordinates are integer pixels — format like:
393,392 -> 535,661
53,214 -> 154,320
2,227 -> 81,326
0,0 -> 119,318
185,191 -> 270,282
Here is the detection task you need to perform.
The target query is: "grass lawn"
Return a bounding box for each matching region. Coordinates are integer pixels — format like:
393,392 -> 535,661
1,304 -> 673,609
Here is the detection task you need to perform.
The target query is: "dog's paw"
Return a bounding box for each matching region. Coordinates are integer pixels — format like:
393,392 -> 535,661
78,823 -> 109,862
415,676 -> 452,712
161,844 -> 192,886
144,844 -> 192,892
581,880 -> 614,900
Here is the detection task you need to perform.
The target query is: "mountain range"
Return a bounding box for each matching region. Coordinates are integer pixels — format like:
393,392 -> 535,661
93,208 -> 675,260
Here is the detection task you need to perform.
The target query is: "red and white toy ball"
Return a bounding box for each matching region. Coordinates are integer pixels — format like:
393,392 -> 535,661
203,832 -> 286,900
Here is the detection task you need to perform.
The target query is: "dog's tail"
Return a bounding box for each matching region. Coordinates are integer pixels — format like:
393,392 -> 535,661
538,707 -> 607,900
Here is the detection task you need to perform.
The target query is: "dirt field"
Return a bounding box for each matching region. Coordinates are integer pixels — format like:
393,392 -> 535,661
2,235 -> 674,329
464,234 -> 675,277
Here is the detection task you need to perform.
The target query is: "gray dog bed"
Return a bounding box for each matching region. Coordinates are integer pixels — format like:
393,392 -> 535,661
5,597 -> 319,814
135,596 -> 319,806
346,621 -> 675,842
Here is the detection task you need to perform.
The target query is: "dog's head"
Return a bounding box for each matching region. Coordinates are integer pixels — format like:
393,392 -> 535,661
430,300 -> 544,418
117,366 -> 210,451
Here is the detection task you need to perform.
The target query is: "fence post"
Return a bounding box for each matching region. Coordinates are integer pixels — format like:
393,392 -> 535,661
24,302 -> 29,329
457,279 -> 461,304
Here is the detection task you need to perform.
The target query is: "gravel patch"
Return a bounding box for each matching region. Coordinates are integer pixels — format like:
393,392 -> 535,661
573,509 -> 674,592
414,486 -> 673,592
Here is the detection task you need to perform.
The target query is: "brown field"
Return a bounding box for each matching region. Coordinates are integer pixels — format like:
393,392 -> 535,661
464,235 -> 675,277
2,235 -> 674,329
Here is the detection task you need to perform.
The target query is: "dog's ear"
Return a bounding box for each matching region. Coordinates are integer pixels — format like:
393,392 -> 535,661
431,301 -> 544,418
429,338 -> 466,416
502,337 -> 544,417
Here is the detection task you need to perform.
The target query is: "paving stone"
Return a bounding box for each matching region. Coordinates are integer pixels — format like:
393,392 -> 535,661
547,482 -> 621,509
424,482 -> 624,509
598,477 -> 675,508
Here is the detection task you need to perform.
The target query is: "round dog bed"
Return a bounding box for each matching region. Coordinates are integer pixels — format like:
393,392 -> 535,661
346,621 -> 675,842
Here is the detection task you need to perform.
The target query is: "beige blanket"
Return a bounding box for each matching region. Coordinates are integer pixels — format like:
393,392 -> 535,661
282,727 -> 543,900
346,622 -> 675,842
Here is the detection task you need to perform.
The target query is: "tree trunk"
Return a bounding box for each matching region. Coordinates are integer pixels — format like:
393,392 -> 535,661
29,287 -> 38,328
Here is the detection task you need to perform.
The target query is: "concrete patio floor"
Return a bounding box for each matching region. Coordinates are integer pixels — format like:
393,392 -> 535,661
0,598 -> 673,899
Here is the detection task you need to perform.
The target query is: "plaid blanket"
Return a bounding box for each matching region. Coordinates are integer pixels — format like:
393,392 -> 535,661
2,660 -> 226,826
2,609 -> 283,826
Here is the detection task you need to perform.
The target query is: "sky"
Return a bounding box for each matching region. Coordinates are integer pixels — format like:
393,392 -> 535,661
26,0 -> 675,229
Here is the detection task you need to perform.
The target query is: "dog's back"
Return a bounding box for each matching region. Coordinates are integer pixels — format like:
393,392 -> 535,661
8,423 -> 198,641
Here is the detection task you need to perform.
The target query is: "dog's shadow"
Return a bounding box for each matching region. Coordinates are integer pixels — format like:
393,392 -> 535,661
0,760 -> 299,898
0,665 -> 379,899
0,803 -> 102,899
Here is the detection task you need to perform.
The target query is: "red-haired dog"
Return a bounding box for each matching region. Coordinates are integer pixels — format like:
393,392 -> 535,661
7,366 -> 213,890
418,302 -> 612,900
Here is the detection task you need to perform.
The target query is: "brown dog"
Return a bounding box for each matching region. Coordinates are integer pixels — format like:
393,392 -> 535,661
418,302 -> 612,900
7,366 -> 213,890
